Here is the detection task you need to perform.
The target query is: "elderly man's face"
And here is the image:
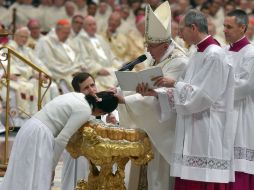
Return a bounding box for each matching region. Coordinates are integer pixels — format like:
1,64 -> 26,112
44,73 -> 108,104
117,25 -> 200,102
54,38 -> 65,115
84,16 -> 97,36
147,42 -> 169,62
108,14 -> 121,33
56,26 -> 71,42
28,21 -> 41,39
15,30 -> 29,46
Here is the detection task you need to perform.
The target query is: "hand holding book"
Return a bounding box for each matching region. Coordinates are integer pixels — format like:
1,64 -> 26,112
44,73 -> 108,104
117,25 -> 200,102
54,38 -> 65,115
115,67 -> 163,91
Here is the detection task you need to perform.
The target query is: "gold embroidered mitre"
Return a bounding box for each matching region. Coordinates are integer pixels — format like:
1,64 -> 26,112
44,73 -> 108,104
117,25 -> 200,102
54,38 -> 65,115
145,1 -> 171,43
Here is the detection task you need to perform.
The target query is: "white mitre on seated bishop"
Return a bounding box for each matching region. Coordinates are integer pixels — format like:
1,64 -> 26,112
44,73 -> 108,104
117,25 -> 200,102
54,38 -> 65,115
145,1 -> 171,44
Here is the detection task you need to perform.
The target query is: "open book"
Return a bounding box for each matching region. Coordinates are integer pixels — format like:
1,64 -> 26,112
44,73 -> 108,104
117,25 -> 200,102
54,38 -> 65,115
115,67 -> 163,91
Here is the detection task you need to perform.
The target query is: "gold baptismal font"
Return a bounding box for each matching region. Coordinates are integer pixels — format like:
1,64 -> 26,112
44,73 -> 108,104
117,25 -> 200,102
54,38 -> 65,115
66,120 -> 154,190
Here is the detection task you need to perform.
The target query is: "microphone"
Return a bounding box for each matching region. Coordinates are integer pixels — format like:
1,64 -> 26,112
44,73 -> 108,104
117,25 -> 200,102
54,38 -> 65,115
118,54 -> 147,71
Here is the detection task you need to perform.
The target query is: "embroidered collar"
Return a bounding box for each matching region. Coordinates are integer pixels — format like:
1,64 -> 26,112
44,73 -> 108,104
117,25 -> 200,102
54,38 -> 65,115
196,35 -> 220,52
229,36 -> 250,52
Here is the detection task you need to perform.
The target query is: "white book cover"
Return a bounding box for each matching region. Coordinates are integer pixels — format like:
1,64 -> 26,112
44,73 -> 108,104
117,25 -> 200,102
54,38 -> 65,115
115,67 -> 163,91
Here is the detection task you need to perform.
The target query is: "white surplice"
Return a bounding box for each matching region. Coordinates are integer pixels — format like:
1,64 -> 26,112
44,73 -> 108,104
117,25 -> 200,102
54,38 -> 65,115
225,42 -> 254,175
118,43 -> 188,190
61,151 -> 89,190
157,44 -> 235,183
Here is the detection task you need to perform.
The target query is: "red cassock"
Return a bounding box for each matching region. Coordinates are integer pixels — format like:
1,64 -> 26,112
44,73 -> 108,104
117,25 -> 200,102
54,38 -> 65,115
175,178 -> 227,190
227,172 -> 254,190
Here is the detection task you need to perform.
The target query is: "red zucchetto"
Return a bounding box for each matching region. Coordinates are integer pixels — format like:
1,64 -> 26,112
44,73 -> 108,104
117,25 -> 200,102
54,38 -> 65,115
57,19 -> 70,26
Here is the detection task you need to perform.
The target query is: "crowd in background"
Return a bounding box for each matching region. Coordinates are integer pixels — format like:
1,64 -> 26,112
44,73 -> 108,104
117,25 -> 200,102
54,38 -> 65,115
0,0 -> 253,127
0,0 -> 254,44
1,1 -> 254,190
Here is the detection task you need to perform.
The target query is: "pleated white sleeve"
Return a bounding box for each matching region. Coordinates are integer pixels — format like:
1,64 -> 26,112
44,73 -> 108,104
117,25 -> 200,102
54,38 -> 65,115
234,54 -> 254,101
158,54 -> 231,116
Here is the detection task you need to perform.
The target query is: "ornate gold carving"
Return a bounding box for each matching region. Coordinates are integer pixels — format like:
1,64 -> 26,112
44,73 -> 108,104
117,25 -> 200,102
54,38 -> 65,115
66,120 -> 153,190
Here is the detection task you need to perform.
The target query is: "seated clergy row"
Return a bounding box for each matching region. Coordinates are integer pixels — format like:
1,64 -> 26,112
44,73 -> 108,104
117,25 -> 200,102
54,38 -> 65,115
0,11 -> 147,127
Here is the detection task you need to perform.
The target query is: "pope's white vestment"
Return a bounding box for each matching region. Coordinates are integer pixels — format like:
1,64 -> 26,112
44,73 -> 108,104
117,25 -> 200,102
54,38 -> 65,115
118,43 -> 188,190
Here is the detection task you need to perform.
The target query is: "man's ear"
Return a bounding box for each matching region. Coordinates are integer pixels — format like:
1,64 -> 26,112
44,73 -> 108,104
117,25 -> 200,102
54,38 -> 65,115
240,24 -> 247,33
191,24 -> 197,32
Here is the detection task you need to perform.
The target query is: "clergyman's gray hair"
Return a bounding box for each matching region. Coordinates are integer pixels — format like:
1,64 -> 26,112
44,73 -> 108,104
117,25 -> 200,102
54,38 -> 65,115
227,9 -> 248,33
183,10 -> 208,34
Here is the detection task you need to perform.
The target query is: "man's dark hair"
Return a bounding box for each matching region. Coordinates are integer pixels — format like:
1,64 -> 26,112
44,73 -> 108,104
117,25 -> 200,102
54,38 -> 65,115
72,72 -> 95,92
227,9 -> 248,33
184,10 -> 208,34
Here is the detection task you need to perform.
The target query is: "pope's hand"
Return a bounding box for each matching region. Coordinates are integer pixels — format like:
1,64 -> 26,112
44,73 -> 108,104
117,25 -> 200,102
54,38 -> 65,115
136,83 -> 157,97
114,93 -> 125,104
152,76 -> 176,87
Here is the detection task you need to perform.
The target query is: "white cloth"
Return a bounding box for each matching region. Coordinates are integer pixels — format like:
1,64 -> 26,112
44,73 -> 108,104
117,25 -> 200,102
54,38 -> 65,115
61,151 -> 89,190
147,147 -> 172,190
90,37 -> 108,60
157,44 -> 235,183
225,43 -> 254,175
118,44 -> 188,190
34,92 -> 91,168
0,118 -> 54,190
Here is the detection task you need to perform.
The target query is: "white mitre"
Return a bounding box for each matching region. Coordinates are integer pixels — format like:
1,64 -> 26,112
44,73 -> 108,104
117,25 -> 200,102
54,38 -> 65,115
145,1 -> 171,43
